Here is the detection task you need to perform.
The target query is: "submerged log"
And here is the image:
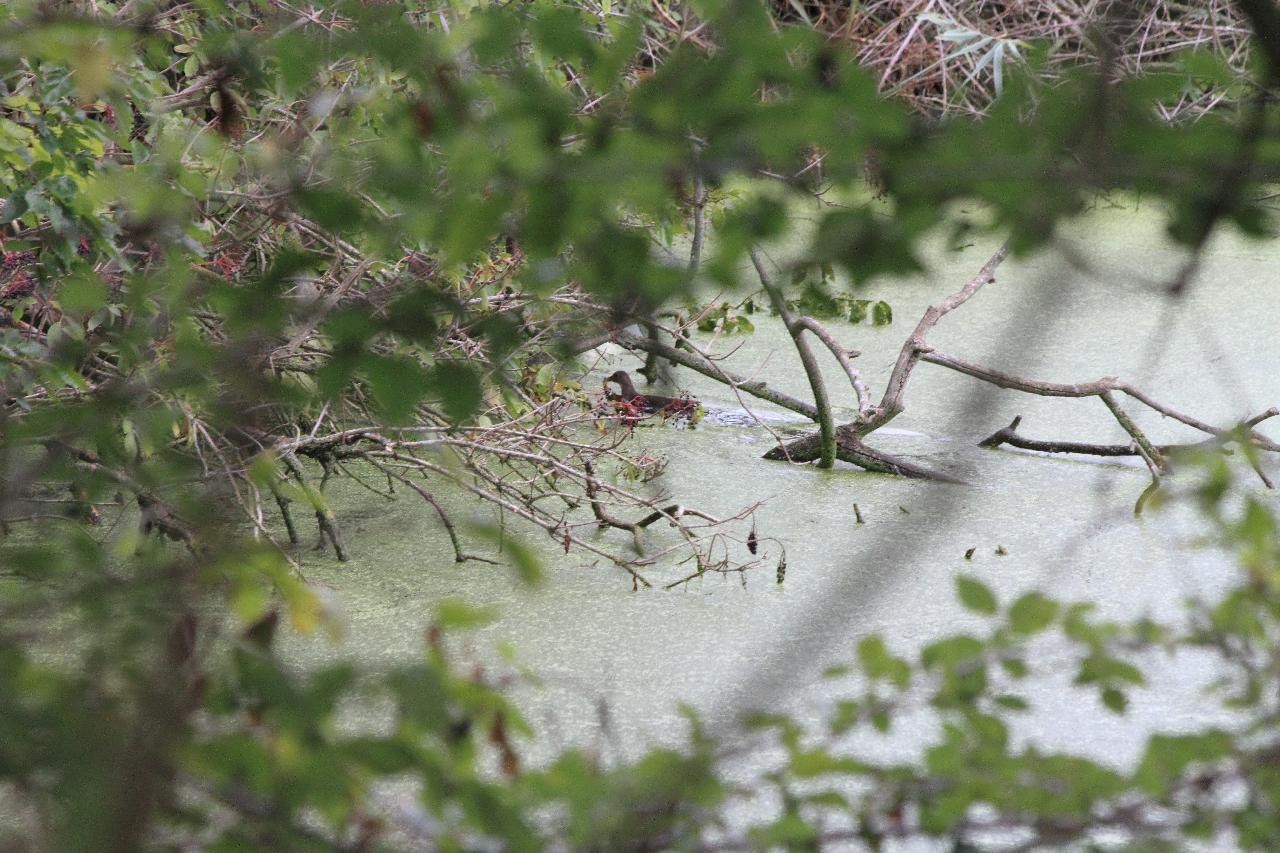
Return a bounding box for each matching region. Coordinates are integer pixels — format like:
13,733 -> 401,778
764,424 -> 966,484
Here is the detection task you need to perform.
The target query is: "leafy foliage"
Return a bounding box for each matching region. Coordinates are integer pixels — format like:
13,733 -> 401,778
1,0 -> 1279,848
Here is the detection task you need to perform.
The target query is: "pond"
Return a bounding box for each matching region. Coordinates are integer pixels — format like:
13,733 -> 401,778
281,203 -> 1279,778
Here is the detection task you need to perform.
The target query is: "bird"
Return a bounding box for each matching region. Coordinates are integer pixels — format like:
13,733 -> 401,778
603,370 -> 699,421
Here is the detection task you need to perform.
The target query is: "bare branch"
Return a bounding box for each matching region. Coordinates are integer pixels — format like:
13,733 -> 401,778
920,349 -> 1280,453
792,316 -> 872,415
615,332 -> 819,418
872,242 -> 1011,428
750,247 -> 836,467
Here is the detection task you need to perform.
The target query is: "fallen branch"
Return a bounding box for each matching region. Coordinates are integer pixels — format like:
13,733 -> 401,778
871,242 -> 1011,429
763,424 -> 967,484
615,332 -> 819,418
920,350 -> 1280,454
765,244 -> 1010,474
750,247 -> 836,467
755,239 -> 1277,490
979,415 -> 1159,456
979,414 -> 1276,489
792,316 -> 873,415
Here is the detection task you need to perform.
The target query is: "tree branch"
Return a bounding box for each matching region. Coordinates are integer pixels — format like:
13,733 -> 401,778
871,242 -> 1011,428
750,247 -> 836,467
614,332 -> 819,418
919,349 -> 1280,453
792,315 -> 873,415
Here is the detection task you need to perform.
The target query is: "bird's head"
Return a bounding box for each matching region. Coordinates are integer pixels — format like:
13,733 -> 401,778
604,370 -> 635,395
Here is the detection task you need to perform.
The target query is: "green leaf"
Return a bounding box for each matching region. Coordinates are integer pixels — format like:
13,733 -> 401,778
294,187 -> 363,231
955,574 -> 998,615
921,635 -> 985,670
58,270 -> 107,313
246,451 -> 280,490
857,635 -> 910,686
502,536 -> 544,587
426,361 -> 483,423
436,598 -> 500,629
1133,731 -> 1233,795
441,193 -> 509,266
999,657 -> 1029,679
856,635 -> 891,673
1076,654 -> 1145,687
363,356 -> 429,423
870,709 -> 890,732
993,694 -> 1028,711
1008,591 -> 1058,635
870,300 -> 892,326
828,699 -> 860,735
789,748 -> 865,777
1100,686 -> 1128,714
531,7 -> 594,62
750,814 -> 817,848
345,737 -> 416,774
470,523 -> 544,586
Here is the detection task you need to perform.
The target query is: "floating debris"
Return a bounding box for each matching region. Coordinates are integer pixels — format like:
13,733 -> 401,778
964,547 -> 976,560
995,545 -> 1009,556
853,503 -> 865,524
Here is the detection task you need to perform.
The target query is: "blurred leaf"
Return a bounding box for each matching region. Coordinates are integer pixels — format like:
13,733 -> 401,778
426,360 -> 482,423
294,187 -> 363,231
58,270 -> 107,313
1134,731 -> 1232,795
1008,592 -> 1057,635
436,598 -> 500,630
470,523 -> 544,586
364,355 -> 430,423
956,574 -> 998,614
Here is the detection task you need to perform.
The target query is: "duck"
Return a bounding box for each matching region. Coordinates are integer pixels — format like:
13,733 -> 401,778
603,370 -> 699,420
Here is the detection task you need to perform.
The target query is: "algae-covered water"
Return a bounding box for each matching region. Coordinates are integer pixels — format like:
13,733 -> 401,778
282,205 -> 1280,771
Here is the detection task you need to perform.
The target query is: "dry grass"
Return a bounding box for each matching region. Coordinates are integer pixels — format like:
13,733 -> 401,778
773,0 -> 1252,119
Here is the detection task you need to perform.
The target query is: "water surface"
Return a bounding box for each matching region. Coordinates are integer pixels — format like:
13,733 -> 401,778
285,207 -> 1280,776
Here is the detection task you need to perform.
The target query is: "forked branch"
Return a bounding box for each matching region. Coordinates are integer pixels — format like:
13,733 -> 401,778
750,247 -> 837,468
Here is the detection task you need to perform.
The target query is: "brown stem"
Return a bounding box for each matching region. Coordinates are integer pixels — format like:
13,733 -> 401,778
383,469 -> 500,565
979,415 -> 1157,456
689,150 -> 706,273
981,415 -> 1276,489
